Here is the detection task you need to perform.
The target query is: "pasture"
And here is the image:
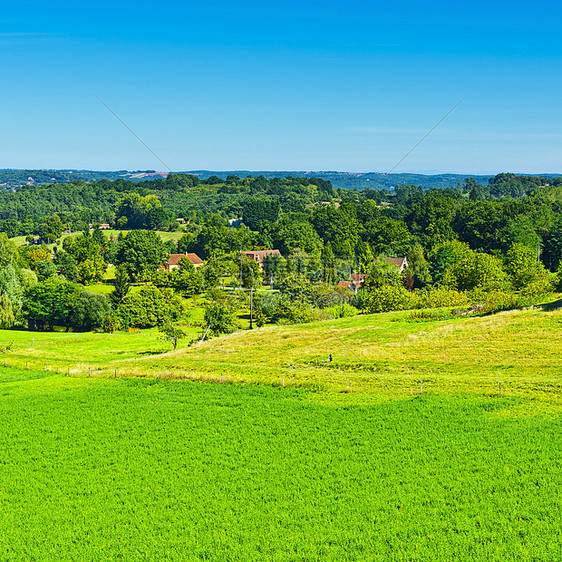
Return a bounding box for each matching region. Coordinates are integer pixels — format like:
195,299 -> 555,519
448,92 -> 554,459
2,307 -> 562,559
3,304 -> 562,406
0,371 -> 561,560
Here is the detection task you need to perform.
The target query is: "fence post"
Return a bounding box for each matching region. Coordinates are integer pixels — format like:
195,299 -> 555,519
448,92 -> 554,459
88,367 -> 91,378
420,379 -> 423,394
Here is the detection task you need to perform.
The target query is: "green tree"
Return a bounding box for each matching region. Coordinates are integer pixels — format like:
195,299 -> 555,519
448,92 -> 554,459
364,258 -> 402,291
365,285 -> 412,313
110,265 -> 131,306
115,230 -> 169,280
38,214 -> 63,242
117,285 -> 183,328
429,240 -> 473,284
203,299 -> 237,338
505,243 -> 551,293
158,321 -> 186,350
0,294 -> 15,328
23,278 -> 81,330
238,254 -> 261,289
543,219 -> 562,271
406,243 -> 432,288
75,256 -> 107,285
115,193 -> 165,229
445,253 -> 508,292
54,250 -> 79,282
0,233 -> 20,268
321,244 -> 337,284
68,292 -> 112,332
262,253 -> 285,289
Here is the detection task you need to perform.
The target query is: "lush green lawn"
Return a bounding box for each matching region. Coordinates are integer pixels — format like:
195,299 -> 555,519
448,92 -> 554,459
0,371 -> 561,561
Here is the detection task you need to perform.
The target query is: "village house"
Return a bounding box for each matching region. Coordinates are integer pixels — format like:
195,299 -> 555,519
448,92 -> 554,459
385,256 -> 408,272
337,257 -> 409,294
241,249 -> 282,265
88,223 -> 111,230
161,252 -> 204,271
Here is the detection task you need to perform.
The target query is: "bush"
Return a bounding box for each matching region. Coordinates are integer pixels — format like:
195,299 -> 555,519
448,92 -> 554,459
324,303 -> 358,319
366,285 -> 413,313
414,285 -> 469,309
407,309 -> 455,322
352,289 -> 371,312
271,301 -> 318,324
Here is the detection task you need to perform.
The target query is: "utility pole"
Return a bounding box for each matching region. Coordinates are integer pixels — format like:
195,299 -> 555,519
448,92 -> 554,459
249,287 -> 254,329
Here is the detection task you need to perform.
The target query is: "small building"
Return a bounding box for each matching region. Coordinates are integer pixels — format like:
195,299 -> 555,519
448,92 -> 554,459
228,218 -> 242,227
241,249 -> 282,265
385,256 -> 408,272
337,258 -> 408,294
161,252 -> 204,271
175,218 -> 186,224
88,223 -> 111,230
337,273 -> 366,294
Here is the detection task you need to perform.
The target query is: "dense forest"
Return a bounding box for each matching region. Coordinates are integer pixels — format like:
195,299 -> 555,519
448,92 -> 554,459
3,171 -> 562,334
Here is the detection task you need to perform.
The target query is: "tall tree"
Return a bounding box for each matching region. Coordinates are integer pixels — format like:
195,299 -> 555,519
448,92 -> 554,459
115,230 -> 169,281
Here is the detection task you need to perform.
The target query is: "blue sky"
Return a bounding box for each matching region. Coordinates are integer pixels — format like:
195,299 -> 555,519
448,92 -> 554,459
2,0 -> 562,174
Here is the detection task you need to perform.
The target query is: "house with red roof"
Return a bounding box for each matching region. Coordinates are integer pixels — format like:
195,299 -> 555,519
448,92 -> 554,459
337,257 -> 408,294
161,252 -> 204,271
241,249 -> 282,265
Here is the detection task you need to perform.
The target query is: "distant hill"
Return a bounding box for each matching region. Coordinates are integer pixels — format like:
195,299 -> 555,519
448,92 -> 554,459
2,168 -> 562,191
185,171 -> 495,190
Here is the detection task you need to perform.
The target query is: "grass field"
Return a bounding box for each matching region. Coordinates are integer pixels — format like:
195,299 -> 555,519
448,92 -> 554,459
2,307 -> 562,559
3,304 -> 562,406
1,371 -> 561,561
11,229 -> 186,249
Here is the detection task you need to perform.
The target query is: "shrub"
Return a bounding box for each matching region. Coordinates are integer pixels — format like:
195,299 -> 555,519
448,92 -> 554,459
272,301 -> 318,324
366,285 -> 413,313
414,285 -> 469,309
407,309 -> 455,322
324,303 -> 359,319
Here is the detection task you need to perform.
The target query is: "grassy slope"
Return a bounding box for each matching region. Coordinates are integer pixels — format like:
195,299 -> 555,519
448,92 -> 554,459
4,305 -> 562,406
2,309 -> 562,559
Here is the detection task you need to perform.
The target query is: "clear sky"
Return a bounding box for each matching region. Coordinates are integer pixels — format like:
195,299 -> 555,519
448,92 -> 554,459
2,0 -> 562,174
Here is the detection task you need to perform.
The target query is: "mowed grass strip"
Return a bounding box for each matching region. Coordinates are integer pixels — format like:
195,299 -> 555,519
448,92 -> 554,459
0,371 -> 561,561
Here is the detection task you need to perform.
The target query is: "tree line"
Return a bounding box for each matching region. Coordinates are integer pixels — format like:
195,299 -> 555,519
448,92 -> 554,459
2,172 -> 562,335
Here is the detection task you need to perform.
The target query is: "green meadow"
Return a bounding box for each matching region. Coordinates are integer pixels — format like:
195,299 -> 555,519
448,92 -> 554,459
4,304 -> 562,404
2,307 -> 562,560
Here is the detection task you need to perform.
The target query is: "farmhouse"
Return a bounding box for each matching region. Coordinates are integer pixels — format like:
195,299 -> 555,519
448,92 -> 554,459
337,257 -> 409,294
385,256 -> 408,272
337,273 -> 366,294
241,249 -> 282,264
161,252 -> 204,271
